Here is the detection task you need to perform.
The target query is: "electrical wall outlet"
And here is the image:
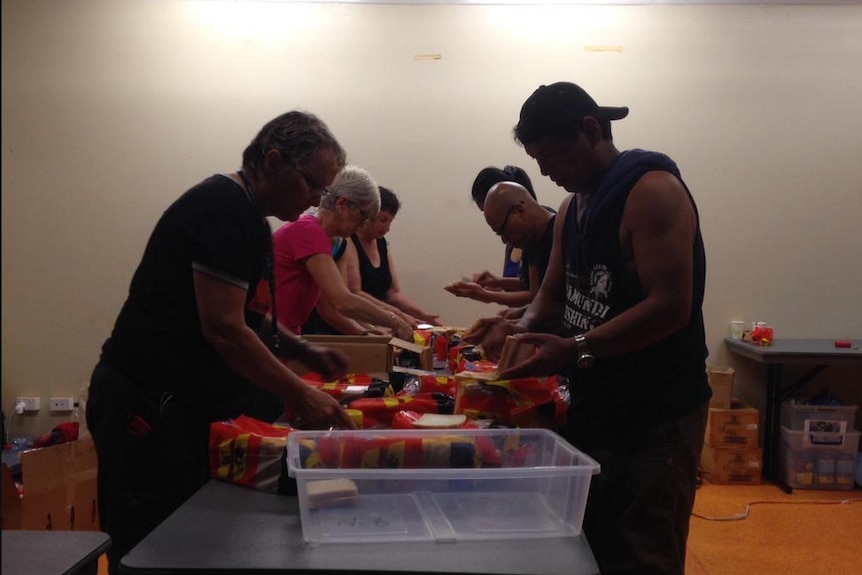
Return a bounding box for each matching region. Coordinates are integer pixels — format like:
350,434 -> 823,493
16,396 -> 41,411
49,397 -> 75,412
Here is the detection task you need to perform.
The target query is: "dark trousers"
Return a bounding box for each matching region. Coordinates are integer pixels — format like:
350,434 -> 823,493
87,361 -> 211,575
574,401 -> 709,575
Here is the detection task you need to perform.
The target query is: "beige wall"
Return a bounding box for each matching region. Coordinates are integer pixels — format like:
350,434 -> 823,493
3,0 -> 861,437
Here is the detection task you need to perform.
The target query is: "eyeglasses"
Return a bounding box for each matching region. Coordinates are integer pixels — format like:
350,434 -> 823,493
493,205 -> 517,237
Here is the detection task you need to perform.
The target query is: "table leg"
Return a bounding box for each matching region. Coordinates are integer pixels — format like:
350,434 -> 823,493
764,364 -> 779,479
764,364 -> 793,493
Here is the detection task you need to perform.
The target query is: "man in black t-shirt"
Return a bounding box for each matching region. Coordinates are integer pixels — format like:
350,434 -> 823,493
87,111 -> 356,574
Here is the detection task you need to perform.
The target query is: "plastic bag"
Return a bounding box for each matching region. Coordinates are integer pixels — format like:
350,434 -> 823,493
208,415 -> 292,493
454,375 -> 569,429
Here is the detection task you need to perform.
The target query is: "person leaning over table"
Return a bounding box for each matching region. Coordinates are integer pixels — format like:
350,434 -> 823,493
469,164 -> 538,293
268,166 -> 415,342
444,181 -> 555,320
305,185 -> 440,335
464,82 -> 711,575
86,111 -> 357,575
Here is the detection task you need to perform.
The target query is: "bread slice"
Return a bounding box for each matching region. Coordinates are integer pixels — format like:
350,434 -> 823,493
453,370 -> 499,381
496,335 -> 535,372
306,478 -> 358,509
412,413 -> 467,429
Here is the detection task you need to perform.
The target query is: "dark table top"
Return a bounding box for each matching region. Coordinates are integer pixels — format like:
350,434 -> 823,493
2,530 -> 110,575
120,479 -> 599,575
724,337 -> 862,366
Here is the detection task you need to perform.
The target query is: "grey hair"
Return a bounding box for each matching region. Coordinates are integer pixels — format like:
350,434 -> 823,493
319,165 -> 380,215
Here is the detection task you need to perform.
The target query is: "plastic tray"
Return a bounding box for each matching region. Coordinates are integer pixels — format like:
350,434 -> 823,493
780,401 -> 857,432
287,428 -> 600,545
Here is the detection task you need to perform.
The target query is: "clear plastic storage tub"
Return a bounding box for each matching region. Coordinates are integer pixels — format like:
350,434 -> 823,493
780,401 -> 857,432
287,428 -> 600,545
777,425 -> 860,490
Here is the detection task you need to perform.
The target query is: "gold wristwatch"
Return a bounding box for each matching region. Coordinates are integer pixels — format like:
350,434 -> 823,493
574,334 -> 595,369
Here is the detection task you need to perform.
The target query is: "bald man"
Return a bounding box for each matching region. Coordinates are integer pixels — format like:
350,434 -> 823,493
445,181 -> 555,318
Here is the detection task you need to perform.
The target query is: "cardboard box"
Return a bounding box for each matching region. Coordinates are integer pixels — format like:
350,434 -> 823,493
705,400 -> 759,447
1,438 -> 99,530
293,335 -> 432,375
391,337 -> 434,371
707,366 -> 735,410
701,444 -> 762,485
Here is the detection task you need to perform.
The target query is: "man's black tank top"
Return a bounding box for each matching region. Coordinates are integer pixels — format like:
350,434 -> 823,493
559,149 -> 710,444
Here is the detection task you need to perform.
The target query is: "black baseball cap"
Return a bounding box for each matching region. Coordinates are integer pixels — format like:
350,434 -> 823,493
514,82 -> 629,144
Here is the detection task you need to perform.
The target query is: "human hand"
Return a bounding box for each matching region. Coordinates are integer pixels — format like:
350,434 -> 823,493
497,333 -> 577,381
498,306 -> 526,320
472,270 -> 499,288
399,311 -> 422,328
367,324 -> 391,336
290,386 -> 356,430
444,281 -> 486,301
298,343 -> 349,381
392,320 -> 414,342
462,316 -> 525,361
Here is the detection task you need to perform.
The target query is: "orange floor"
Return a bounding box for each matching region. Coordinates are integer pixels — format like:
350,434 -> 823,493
686,481 -> 862,575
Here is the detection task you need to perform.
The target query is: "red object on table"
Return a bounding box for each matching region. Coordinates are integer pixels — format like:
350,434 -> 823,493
834,340 -> 852,348
750,325 -> 774,346
435,333 -> 449,361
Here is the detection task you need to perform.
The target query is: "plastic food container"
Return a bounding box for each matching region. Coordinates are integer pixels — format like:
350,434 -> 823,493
778,425 -> 860,490
780,401 -> 858,432
287,428 -> 600,545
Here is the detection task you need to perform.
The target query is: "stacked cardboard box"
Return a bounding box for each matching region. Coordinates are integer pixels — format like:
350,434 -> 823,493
706,366 -> 734,410
701,397 -> 762,485
778,401 -> 859,490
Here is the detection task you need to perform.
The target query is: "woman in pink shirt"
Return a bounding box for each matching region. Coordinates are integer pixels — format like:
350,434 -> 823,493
271,166 -> 414,340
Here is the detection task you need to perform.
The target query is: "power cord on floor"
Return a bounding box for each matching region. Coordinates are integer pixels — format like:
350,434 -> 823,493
692,497 -> 862,521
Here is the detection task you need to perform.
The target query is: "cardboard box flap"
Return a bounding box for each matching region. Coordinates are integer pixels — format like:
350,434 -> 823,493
293,335 -> 394,375
454,371 -> 500,382
297,334 -> 434,373
388,337 -> 425,354
391,366 -> 438,377
303,334 -> 391,345
389,337 -> 433,371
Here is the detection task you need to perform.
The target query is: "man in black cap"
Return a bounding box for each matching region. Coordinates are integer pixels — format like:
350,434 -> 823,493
466,82 -> 711,575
